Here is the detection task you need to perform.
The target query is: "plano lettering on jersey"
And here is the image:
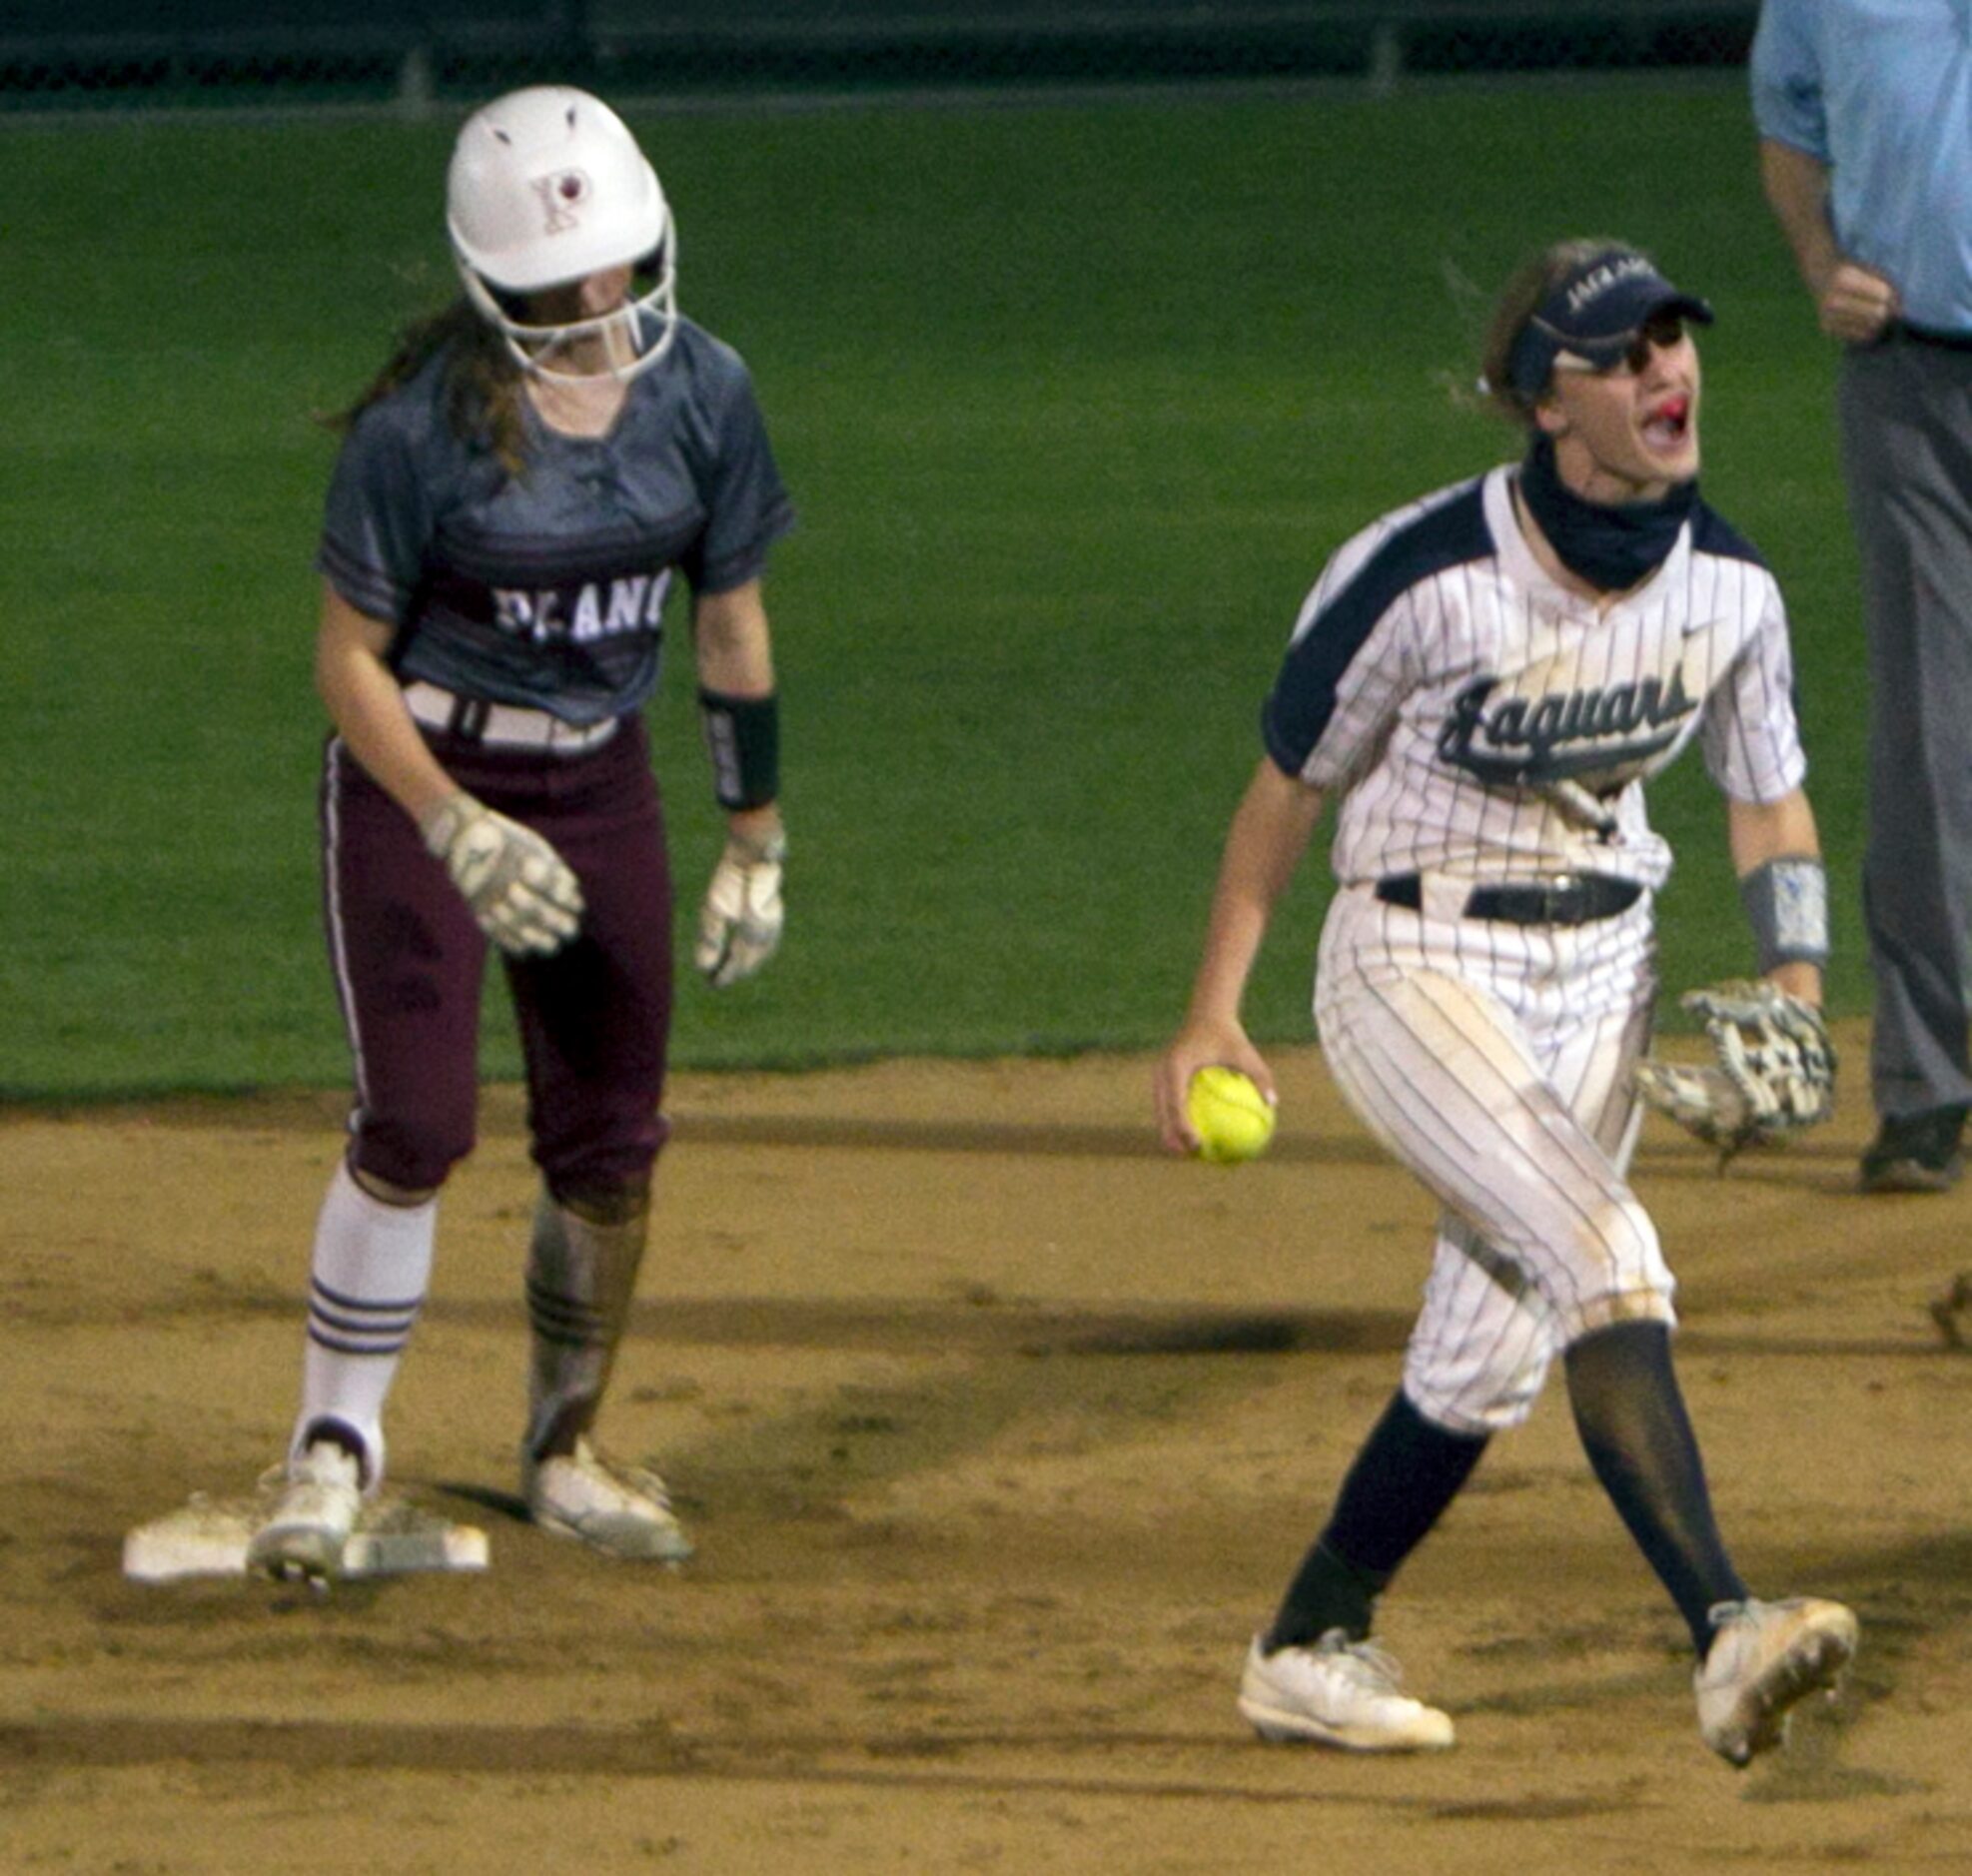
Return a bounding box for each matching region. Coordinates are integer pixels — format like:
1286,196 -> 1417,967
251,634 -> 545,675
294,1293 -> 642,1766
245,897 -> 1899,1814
1436,664 -> 1699,786
491,570 -> 673,646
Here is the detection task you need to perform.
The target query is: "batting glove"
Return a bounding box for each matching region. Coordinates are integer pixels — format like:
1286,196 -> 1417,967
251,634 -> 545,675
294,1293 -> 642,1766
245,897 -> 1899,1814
695,828 -> 785,988
421,792 -> 584,958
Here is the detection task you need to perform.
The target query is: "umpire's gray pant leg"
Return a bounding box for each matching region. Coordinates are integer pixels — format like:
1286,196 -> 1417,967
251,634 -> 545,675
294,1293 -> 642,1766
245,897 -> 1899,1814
1837,339 -> 1972,1117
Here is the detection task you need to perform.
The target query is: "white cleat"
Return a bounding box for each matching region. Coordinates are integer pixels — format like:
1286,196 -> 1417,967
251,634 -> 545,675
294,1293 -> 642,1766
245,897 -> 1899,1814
523,1436 -> 692,1563
1695,1596 -> 1859,1767
246,1441 -> 363,1586
1237,1630 -> 1456,1752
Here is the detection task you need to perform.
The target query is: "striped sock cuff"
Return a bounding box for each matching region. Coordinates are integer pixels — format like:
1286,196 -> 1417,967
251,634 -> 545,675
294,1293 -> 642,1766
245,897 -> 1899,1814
307,1276 -> 423,1358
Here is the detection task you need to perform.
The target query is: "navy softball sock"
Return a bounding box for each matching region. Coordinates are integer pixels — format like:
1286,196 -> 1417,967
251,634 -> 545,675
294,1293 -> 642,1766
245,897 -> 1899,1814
1263,1391 -> 1488,1651
1564,1320 -> 1747,1657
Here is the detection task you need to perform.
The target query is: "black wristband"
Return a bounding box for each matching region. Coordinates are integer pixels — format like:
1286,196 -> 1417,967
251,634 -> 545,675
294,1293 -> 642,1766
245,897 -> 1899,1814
697,687 -> 780,810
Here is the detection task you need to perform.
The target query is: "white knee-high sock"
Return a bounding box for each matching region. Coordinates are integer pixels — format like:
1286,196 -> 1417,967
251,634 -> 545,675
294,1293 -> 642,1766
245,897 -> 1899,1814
289,1160 -> 438,1488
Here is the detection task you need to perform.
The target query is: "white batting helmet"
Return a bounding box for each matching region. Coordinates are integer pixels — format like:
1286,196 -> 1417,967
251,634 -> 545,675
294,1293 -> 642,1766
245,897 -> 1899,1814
446,85 -> 677,380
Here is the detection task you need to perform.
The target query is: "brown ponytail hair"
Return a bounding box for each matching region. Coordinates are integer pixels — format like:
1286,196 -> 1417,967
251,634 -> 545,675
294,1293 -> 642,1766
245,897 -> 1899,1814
324,299 -> 530,475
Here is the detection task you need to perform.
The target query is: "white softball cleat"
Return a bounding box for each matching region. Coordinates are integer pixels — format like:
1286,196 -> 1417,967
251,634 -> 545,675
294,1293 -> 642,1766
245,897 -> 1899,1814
523,1436 -> 692,1563
1695,1596 -> 1859,1766
1238,1631 -> 1456,1751
246,1441 -> 363,1585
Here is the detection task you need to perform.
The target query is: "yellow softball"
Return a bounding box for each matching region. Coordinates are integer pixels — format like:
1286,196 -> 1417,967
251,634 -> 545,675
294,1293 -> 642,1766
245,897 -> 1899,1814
1186,1066 -> 1278,1165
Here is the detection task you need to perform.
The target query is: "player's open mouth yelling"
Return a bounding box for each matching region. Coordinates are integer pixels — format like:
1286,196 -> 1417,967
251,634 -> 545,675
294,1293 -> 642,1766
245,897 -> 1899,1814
1642,396 -> 1690,450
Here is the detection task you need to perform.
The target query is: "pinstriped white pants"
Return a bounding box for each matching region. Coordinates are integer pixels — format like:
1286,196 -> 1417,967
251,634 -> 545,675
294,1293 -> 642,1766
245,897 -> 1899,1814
1315,883 -> 1674,1435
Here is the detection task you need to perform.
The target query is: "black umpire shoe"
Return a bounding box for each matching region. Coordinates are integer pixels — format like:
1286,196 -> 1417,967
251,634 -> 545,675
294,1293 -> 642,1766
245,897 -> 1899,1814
1859,1105 -> 1970,1194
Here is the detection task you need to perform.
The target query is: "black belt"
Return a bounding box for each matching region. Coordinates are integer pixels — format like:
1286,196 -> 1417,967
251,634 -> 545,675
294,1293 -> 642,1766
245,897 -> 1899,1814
1893,322 -> 1972,354
1375,872 -> 1642,926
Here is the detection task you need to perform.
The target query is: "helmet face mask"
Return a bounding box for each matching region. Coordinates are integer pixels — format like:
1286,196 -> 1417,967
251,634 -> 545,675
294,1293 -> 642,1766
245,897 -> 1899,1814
447,86 -> 678,383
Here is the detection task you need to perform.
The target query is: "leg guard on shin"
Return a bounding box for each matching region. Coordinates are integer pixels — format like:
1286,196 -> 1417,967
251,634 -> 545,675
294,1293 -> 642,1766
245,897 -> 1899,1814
522,1179 -> 651,1463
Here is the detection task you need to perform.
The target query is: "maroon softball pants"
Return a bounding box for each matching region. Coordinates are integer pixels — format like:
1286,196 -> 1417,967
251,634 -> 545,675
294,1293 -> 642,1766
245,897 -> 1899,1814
320,715 -> 674,1196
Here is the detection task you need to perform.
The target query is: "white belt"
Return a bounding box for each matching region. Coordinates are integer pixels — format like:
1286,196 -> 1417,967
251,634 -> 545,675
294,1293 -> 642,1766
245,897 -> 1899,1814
402,681 -> 619,755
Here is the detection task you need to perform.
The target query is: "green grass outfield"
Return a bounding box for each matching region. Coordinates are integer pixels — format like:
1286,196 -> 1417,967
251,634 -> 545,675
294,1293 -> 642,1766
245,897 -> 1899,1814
0,83 -> 1870,1097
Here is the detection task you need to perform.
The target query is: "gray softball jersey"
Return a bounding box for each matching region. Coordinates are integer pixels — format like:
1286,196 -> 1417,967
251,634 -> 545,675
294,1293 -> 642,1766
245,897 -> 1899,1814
319,317 -> 795,727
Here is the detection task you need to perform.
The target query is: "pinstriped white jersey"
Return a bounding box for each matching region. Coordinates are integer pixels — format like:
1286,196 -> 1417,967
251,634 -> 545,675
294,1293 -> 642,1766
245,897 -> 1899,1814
1263,467 -> 1806,891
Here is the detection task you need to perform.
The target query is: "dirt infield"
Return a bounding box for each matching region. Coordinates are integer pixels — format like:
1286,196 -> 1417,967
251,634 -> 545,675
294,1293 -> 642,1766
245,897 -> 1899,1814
4,1030 -> 1970,1873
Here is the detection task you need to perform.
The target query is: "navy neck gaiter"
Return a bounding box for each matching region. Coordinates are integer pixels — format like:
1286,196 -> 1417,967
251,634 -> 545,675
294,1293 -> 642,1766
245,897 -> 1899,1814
1516,433 -> 1696,594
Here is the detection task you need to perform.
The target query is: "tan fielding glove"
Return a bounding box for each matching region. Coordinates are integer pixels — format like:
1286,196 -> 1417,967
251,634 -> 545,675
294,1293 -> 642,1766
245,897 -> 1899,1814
1633,980 -> 1835,1161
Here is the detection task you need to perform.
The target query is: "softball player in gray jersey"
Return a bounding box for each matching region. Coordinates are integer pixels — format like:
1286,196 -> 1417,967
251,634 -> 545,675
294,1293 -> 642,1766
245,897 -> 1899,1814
246,87 -> 794,1583
1156,241 -> 1857,1764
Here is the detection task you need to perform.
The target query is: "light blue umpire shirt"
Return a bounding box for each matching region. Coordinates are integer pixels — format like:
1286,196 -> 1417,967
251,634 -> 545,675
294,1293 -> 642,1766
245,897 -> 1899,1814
1750,0 -> 1972,336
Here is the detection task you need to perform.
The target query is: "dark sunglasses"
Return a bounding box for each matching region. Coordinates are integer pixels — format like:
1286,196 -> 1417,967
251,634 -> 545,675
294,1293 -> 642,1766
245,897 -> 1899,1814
1555,313 -> 1690,381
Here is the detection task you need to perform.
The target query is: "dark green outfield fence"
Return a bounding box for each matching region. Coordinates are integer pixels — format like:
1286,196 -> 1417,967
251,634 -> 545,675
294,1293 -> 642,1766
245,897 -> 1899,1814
7,3 -> 1760,111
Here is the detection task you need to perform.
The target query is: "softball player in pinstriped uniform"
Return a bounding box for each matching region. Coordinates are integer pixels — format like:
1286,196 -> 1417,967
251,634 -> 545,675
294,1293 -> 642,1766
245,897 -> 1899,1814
244,88 -> 794,1582
1155,242 -> 1856,1763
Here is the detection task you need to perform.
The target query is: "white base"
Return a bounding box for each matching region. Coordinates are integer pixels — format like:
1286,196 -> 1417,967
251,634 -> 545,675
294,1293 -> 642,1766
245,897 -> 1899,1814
124,1490 -> 490,1583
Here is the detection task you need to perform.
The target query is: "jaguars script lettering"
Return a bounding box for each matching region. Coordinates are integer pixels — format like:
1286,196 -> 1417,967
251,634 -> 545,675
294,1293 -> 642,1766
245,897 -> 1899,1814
1437,666 -> 1698,784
